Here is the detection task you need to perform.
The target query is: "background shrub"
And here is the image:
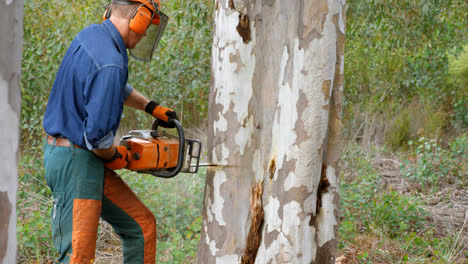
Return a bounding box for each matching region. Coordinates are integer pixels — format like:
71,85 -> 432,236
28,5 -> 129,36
344,0 -> 467,144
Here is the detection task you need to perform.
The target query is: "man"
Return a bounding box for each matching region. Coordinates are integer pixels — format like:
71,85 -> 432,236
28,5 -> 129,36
42,0 -> 174,263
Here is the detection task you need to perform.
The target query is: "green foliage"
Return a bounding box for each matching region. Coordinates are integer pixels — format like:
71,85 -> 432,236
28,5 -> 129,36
126,0 -> 213,129
386,109 -> 410,149
422,107 -> 450,138
340,145 -> 426,243
121,168 -> 206,263
403,135 -> 468,191
448,44 -> 468,88
448,45 -> 468,131
344,0 -> 467,143
339,143 -> 465,263
21,0 -> 213,151
346,0 -> 466,104
17,155 -> 55,263
22,0 -> 107,152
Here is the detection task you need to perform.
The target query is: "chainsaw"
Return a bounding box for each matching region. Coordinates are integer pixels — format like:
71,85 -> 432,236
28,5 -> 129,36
119,119 -> 202,178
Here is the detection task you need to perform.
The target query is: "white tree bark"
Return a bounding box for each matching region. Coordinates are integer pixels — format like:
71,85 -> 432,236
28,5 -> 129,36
0,0 -> 22,263
198,0 -> 345,263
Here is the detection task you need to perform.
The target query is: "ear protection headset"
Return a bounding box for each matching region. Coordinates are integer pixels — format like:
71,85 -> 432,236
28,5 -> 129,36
103,0 -> 159,35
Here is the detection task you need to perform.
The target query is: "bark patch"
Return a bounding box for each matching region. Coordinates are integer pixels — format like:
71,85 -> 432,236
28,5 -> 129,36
294,90 -> 309,146
0,191 -> 12,262
317,164 -> 330,211
312,240 -> 336,264
241,181 -> 264,264
236,13 -> 251,44
268,158 -> 276,180
321,80 -> 331,101
230,50 -> 245,74
228,0 -> 235,9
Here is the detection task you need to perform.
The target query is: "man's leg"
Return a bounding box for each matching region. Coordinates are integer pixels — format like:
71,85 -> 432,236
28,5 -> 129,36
44,142 -> 104,263
101,169 -> 157,264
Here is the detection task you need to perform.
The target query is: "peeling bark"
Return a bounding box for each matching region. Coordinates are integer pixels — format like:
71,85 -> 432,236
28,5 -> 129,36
198,0 -> 345,263
241,181 -> 265,264
236,12 -> 251,44
268,158 -> 276,180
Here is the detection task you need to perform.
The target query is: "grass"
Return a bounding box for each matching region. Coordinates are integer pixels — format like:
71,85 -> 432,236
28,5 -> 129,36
338,136 -> 467,264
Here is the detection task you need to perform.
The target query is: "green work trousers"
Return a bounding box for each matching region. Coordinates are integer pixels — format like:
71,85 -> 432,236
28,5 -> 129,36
43,139 -> 156,263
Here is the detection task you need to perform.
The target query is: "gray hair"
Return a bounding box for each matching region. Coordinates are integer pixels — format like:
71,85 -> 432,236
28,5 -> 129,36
108,0 -> 140,19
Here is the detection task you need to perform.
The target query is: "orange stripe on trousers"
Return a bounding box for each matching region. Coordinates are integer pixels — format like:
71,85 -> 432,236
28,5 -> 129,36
103,169 -> 157,264
70,199 -> 102,263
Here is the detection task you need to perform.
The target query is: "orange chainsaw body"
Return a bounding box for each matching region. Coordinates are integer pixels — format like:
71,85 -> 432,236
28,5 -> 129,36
119,119 -> 201,178
125,136 -> 179,171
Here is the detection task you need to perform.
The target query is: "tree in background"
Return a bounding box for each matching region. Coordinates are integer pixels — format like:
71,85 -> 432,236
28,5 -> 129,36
197,0 -> 345,263
0,0 -> 23,262
344,0 -> 467,146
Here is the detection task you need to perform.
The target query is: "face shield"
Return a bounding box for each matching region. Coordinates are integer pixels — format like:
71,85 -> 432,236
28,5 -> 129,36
129,3 -> 169,62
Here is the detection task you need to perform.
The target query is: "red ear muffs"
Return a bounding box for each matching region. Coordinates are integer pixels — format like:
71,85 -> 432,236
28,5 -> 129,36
129,5 -> 153,34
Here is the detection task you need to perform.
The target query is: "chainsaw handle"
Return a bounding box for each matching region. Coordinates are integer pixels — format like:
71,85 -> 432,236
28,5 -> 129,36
150,118 -> 185,178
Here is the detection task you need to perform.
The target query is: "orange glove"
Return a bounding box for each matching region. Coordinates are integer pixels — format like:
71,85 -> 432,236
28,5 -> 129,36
104,146 -> 128,170
145,101 -> 179,127
152,105 -> 175,122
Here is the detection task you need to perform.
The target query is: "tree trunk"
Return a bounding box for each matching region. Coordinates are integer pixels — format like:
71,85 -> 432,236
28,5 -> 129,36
0,0 -> 23,263
197,0 -> 345,263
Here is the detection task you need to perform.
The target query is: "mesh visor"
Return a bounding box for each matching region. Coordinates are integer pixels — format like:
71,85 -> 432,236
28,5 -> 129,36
129,10 -> 168,62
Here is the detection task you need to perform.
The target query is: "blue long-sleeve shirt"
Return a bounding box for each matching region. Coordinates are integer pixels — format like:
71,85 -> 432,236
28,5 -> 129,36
43,20 -> 133,150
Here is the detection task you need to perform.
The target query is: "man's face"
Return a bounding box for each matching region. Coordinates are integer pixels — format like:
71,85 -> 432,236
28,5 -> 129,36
126,28 -> 146,49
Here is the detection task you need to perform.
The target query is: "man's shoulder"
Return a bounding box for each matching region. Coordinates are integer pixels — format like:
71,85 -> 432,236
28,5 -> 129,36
75,24 -> 125,68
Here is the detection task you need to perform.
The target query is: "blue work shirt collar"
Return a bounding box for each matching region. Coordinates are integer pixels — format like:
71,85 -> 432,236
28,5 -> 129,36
103,19 -> 128,65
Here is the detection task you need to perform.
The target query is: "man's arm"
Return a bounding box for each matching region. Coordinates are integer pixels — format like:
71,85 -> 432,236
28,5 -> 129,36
92,143 -> 117,160
124,89 -> 179,126
124,90 -> 150,111
91,91 -> 148,161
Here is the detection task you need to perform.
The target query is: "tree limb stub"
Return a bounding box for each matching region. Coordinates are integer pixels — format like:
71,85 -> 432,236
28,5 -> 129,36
236,12 -> 251,44
241,181 -> 264,264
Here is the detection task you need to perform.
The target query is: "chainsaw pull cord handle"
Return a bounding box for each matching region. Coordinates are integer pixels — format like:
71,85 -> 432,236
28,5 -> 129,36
150,119 -> 185,178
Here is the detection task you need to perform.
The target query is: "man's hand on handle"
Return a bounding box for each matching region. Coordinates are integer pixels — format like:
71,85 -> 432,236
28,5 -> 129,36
145,100 -> 179,128
93,145 -> 128,170
103,146 -> 128,170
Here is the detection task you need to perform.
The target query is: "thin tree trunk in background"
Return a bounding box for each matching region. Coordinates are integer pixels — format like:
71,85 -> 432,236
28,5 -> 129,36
197,0 -> 345,263
0,0 -> 23,263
